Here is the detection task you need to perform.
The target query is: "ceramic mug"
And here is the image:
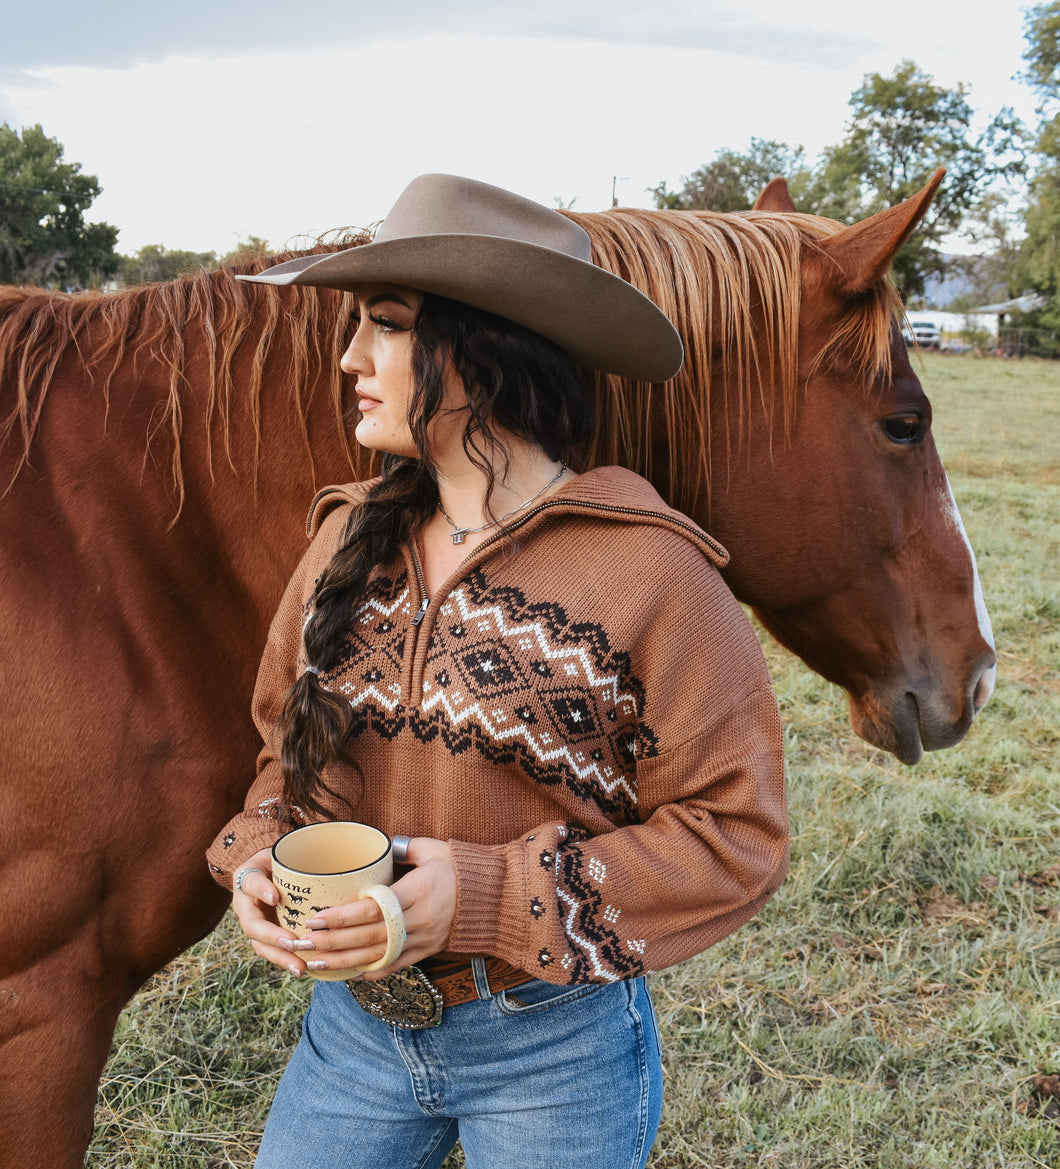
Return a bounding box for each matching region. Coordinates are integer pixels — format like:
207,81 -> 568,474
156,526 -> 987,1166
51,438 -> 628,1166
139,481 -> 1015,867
270,821 -> 406,980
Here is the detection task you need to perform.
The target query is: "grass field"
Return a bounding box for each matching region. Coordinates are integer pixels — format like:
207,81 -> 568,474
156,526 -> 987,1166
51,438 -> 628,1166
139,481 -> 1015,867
87,353 -> 1060,1168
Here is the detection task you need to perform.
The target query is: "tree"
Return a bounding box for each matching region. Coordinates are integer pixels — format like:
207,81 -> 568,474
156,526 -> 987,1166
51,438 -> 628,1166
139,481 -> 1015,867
944,192 -> 1025,310
652,63 -> 1026,302
651,139 -> 811,212
1013,2 -> 1060,328
1022,0 -> 1060,103
218,236 -> 271,266
0,123 -> 120,288
123,243 -> 217,285
803,61 -> 1025,298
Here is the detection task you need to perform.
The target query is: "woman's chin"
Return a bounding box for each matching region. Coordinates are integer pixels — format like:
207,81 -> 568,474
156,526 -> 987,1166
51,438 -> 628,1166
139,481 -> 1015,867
353,418 -> 415,458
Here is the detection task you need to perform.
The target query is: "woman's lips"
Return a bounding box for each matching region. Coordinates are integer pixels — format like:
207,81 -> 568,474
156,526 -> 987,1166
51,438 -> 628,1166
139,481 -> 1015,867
357,395 -> 382,411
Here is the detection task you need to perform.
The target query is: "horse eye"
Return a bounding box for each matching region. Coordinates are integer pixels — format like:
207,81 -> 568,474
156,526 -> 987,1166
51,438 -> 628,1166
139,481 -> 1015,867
882,415 -> 925,444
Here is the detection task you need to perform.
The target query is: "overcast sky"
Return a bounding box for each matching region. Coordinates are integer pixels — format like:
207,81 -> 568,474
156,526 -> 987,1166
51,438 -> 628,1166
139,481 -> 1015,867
0,0 -> 1042,255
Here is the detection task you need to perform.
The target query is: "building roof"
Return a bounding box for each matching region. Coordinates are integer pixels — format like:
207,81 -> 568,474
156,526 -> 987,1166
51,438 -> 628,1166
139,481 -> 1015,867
967,293 -> 1049,314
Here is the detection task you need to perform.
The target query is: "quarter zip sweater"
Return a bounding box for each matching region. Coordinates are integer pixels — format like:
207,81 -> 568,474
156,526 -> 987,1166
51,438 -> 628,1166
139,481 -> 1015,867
208,467 -> 788,985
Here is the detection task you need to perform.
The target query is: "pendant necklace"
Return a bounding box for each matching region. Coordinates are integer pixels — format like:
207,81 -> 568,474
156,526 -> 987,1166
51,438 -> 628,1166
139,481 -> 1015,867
439,462 -> 567,545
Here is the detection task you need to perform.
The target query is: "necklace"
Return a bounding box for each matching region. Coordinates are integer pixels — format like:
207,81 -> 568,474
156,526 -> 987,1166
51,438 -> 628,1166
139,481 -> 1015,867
439,462 -> 567,545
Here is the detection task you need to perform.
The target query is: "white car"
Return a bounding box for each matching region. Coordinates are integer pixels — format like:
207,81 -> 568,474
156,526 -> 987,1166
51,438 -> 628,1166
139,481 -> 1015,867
902,319 -> 941,349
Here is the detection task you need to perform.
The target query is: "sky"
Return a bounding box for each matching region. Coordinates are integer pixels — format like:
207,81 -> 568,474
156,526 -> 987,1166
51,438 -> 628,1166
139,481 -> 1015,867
0,0 -> 1044,257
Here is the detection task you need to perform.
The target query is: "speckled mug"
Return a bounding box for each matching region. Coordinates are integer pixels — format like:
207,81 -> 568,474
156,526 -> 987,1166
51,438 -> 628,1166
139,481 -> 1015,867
271,822 -> 406,980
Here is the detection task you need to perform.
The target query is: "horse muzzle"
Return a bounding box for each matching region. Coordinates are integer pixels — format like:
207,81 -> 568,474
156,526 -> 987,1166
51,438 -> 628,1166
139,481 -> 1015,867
849,645 -> 997,766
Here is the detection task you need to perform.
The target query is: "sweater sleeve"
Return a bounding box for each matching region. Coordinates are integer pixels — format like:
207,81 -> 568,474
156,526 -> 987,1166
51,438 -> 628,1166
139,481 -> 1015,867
205,505 -> 354,889
447,557 -> 788,984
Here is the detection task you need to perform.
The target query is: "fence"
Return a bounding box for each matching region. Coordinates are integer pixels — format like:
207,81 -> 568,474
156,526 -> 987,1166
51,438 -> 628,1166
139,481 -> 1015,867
995,324 -> 1060,359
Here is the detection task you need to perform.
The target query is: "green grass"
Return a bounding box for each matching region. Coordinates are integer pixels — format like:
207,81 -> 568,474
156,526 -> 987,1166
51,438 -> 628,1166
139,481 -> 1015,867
87,353 -> 1060,1168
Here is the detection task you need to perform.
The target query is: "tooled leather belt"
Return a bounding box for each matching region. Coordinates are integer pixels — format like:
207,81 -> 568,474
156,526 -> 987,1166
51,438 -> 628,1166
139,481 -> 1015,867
345,955 -> 533,1030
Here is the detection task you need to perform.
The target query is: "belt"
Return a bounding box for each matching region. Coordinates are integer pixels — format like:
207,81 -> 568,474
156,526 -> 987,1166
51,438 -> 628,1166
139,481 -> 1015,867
345,955 -> 533,1030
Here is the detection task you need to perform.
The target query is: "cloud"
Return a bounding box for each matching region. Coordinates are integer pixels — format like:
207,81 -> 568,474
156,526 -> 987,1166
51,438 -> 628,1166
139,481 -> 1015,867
5,0 -> 872,75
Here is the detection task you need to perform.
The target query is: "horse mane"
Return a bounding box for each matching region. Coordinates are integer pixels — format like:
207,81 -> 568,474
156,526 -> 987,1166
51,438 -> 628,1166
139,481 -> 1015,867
0,234 -> 371,511
570,207 -> 902,515
0,210 -> 902,521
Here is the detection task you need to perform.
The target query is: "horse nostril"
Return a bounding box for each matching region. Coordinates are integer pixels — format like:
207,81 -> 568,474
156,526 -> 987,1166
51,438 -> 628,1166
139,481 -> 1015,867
973,662 -> 997,714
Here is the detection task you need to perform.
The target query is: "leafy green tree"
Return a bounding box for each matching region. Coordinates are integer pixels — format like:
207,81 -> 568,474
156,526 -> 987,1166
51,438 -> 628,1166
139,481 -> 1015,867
653,63 -> 1026,302
1014,2 -> 1060,328
1022,0 -> 1060,102
803,61 -> 1025,298
0,123 -> 119,288
944,192 -> 1025,309
218,236 -> 271,266
123,243 -> 217,285
651,139 -> 812,212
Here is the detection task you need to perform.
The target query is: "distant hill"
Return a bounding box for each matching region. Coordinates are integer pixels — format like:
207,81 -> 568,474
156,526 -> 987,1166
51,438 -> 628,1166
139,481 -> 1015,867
920,254 -> 1010,310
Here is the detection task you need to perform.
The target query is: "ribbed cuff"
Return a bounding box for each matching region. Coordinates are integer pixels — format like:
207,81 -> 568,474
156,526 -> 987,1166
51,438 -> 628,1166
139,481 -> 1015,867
205,818 -> 287,891
447,841 -> 521,956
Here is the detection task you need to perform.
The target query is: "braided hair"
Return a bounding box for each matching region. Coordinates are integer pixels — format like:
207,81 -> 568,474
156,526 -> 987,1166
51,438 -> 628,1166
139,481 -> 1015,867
277,293 -> 595,818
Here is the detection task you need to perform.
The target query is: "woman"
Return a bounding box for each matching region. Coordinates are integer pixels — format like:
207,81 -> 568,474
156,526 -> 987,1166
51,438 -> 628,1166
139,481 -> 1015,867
208,173 -> 788,1169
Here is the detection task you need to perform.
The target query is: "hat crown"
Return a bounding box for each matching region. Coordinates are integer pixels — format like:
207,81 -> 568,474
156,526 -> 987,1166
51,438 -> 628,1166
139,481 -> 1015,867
237,172 -> 683,381
374,174 -> 592,263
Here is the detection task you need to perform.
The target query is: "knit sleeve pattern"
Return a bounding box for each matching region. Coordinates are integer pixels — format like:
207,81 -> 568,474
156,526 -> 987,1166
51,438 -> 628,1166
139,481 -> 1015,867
447,550 -> 788,984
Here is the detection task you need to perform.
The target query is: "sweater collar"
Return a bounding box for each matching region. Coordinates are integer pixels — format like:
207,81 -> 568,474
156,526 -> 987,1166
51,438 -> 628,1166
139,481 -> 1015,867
306,466 -> 728,569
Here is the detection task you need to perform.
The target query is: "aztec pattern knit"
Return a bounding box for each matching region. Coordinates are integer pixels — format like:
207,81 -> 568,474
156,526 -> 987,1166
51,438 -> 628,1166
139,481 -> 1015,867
207,467 -> 788,985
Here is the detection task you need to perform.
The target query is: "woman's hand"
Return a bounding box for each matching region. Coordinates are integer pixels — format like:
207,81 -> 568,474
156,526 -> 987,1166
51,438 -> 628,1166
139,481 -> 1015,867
230,838 -> 457,979
230,846 -> 309,978
292,837 -> 457,979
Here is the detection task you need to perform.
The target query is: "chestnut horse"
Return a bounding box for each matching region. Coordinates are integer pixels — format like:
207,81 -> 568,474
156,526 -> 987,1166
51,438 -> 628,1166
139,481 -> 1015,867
0,172 -> 994,1165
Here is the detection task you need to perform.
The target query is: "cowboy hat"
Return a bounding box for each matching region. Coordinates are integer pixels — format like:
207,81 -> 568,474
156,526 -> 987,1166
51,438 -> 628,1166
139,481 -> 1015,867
237,174 -> 683,383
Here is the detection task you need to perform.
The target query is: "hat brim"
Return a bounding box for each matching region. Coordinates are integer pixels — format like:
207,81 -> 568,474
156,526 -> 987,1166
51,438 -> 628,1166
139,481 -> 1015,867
238,234 -> 683,383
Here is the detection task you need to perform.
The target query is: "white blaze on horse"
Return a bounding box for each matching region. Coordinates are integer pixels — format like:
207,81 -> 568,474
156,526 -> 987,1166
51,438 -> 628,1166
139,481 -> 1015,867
0,170 -> 994,1166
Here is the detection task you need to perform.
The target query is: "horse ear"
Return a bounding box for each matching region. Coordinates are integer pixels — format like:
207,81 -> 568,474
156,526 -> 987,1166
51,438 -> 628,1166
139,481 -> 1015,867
753,177 -> 798,213
819,168 -> 946,295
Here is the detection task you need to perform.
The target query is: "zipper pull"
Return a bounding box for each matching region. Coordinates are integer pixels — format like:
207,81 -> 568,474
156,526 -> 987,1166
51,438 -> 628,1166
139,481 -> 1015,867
410,596 -> 430,627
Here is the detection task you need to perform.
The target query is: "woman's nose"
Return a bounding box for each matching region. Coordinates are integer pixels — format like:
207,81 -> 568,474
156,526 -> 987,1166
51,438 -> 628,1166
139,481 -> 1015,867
340,340 -> 368,375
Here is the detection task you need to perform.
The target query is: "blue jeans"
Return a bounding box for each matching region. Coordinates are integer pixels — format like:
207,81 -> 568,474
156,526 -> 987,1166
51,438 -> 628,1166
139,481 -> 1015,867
255,962 -> 663,1169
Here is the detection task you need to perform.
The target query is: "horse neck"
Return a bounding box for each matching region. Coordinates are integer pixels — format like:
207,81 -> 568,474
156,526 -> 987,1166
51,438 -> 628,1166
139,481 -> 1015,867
0,277 -> 365,610
570,207 -> 806,528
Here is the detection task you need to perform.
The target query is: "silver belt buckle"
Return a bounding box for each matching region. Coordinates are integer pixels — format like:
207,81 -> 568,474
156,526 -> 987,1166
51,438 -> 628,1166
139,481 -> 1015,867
345,965 -> 444,1029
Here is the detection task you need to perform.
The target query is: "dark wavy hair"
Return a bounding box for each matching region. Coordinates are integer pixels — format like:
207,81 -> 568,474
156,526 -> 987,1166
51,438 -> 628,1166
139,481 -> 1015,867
277,293 -> 595,817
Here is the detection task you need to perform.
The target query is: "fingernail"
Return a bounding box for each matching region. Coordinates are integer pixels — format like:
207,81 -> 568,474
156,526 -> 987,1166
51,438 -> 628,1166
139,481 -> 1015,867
304,918 -> 327,929
290,939 -> 316,952
306,960 -> 329,972
287,964 -> 303,979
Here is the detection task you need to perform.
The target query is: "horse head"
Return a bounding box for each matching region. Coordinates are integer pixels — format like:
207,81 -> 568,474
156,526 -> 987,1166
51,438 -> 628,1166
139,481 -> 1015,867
573,171 -> 995,764
723,171 -> 996,762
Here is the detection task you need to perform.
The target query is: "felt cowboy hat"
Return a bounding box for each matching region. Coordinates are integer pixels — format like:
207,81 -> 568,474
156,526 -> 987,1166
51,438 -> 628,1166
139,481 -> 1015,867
238,173 -> 684,383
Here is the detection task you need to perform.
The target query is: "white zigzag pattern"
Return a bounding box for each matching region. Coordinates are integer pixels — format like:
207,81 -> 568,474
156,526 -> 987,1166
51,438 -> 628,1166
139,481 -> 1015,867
441,587 -> 639,712
557,886 -> 622,981
302,587 -> 412,641
353,588 -> 412,628
413,586 -> 639,802
325,588 -> 413,711
336,680 -> 403,711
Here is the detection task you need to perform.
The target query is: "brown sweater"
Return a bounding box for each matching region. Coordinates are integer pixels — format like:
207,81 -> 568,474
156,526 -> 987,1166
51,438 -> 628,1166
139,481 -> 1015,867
208,466 -> 788,984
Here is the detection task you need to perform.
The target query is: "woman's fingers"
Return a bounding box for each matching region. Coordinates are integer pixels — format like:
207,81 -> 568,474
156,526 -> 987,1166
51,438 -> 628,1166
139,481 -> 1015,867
282,839 -> 452,976
229,837 -> 456,978
286,905 -> 392,974
231,850 -> 308,976
301,838 -> 456,978
233,865 -> 278,907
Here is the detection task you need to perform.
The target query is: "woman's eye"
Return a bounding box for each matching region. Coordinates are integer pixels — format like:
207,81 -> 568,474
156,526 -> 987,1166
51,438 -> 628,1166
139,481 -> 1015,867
881,414 -> 926,445
369,313 -> 404,333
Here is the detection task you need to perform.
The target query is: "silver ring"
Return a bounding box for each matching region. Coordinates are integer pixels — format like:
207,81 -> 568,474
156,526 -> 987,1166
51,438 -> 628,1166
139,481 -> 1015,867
391,835 -> 411,864
234,866 -> 265,894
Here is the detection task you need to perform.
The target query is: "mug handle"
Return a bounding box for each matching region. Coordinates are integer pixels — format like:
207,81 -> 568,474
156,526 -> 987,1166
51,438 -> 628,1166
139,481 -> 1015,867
354,884 -> 407,972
